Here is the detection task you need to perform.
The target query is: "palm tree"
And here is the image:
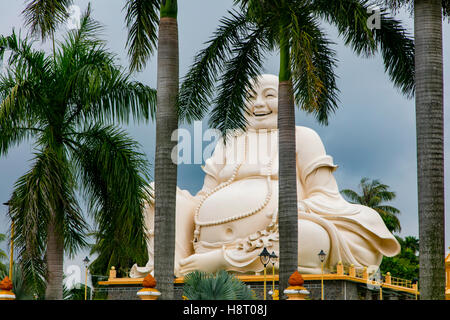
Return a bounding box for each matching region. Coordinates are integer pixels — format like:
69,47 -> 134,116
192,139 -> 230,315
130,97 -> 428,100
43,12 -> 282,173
341,178 -> 402,233
24,0 -> 180,301
379,0 -> 447,301
0,7 -> 155,299
183,270 -> 257,300
178,0 -> 414,296
125,0 -> 179,299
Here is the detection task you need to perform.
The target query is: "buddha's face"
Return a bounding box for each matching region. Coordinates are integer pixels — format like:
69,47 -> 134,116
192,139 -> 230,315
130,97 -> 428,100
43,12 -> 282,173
245,74 -> 279,130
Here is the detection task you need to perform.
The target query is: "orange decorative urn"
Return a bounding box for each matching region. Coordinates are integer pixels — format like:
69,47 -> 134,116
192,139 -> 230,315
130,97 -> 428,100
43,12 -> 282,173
283,271 -> 310,300
137,274 -> 161,300
0,277 -> 15,300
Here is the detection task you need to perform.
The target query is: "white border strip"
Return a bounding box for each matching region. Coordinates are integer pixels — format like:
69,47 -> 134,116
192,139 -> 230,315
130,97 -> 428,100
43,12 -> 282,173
137,291 -> 161,296
283,289 -> 310,295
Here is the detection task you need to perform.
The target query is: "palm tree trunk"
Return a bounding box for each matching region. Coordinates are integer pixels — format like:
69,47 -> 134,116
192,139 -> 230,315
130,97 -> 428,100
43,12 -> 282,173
278,33 -> 298,299
154,0 -> 178,300
45,222 -> 64,300
414,0 -> 445,300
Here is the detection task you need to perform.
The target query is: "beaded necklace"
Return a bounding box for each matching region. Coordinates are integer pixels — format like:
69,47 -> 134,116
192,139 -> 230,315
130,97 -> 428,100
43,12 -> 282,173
193,131 -> 274,243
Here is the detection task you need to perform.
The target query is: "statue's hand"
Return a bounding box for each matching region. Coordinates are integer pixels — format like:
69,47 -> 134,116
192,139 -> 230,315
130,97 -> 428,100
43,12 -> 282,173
177,249 -> 228,275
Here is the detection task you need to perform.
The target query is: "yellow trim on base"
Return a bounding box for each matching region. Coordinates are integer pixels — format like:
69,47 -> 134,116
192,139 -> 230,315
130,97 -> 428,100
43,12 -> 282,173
98,273 -> 419,295
0,290 -> 15,300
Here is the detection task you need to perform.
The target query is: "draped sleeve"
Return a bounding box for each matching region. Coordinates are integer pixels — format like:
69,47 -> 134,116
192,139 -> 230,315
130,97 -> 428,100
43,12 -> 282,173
296,126 -> 338,185
295,126 -> 400,266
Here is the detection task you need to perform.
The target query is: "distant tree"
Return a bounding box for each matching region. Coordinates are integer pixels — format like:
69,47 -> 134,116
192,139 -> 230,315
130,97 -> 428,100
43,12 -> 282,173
341,178 -> 401,233
380,235 -> 419,280
403,235 -> 419,253
0,233 -> 7,275
183,270 -> 257,300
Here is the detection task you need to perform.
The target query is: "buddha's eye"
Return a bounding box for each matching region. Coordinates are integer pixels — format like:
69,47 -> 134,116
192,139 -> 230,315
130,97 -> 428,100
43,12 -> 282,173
265,90 -> 277,98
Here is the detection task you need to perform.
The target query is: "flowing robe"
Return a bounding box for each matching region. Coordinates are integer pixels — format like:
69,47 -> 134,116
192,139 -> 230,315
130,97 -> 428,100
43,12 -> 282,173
130,126 -> 400,277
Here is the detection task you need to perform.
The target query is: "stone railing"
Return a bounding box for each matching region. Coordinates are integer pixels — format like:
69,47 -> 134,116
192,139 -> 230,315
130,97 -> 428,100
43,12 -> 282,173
104,262 -> 419,295
329,261 -> 418,294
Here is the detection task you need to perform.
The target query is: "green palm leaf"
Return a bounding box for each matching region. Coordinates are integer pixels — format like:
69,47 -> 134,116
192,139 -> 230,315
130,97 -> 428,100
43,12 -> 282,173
69,124 -> 151,274
210,21 -> 270,137
22,0 -> 73,40
178,10 -> 249,123
124,0 -> 160,72
183,270 -> 256,300
1,6 -> 154,297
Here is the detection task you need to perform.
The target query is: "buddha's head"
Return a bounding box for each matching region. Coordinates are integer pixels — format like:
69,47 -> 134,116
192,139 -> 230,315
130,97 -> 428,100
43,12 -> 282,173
245,74 -> 279,130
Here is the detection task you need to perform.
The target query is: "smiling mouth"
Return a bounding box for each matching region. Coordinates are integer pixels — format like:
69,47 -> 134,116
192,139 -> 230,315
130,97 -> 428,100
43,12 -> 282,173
253,111 -> 272,117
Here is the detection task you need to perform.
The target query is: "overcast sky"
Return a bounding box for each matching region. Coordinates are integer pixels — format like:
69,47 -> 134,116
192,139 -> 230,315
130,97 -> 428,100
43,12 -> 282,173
0,1 -> 449,283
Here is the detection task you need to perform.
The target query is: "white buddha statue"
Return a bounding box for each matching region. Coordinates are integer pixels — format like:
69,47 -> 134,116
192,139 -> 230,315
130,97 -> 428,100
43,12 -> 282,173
130,74 -> 400,278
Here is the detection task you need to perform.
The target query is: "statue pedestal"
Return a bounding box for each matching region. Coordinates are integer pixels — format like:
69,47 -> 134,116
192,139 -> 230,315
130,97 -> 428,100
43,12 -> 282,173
0,290 -> 15,300
284,286 -> 310,300
137,288 -> 161,300
98,274 -> 418,300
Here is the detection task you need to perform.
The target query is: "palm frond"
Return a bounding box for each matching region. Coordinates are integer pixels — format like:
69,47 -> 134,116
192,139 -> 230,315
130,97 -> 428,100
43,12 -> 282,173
0,31 -> 51,79
311,0 -> 414,97
55,9 -> 156,125
0,33 -> 51,142
340,189 -> 361,203
289,9 -> 339,125
124,0 -> 160,72
72,70 -> 156,125
375,189 -> 396,201
209,22 -> 270,137
310,0 -> 377,56
375,205 -> 400,214
342,177 -> 401,233
8,150 -> 67,295
11,148 -> 87,255
374,207 -> 401,233
178,10 -> 249,123
0,127 -> 38,156
376,0 -> 412,14
22,0 -> 73,40
373,12 -> 415,97
69,124 -> 151,274
60,3 -> 105,51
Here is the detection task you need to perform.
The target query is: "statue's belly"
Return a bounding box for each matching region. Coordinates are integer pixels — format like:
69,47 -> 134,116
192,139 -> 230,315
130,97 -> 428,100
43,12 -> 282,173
197,178 -> 277,244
